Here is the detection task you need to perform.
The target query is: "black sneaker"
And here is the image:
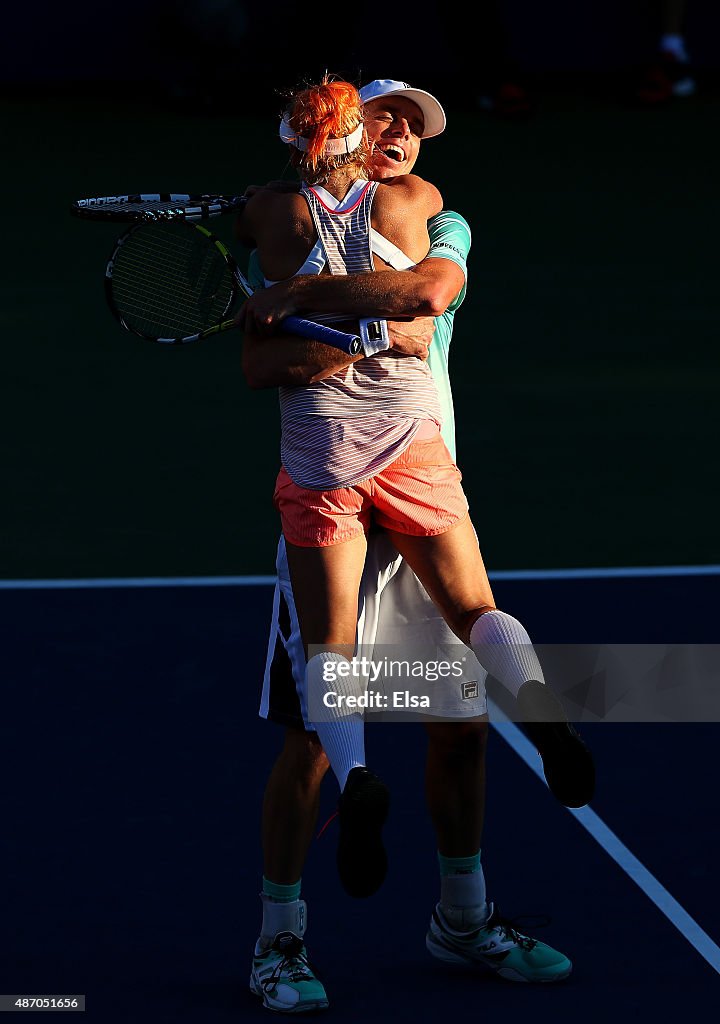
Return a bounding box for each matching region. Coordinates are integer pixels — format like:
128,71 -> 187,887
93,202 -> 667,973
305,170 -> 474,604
516,680 -> 595,808
336,767 -> 390,898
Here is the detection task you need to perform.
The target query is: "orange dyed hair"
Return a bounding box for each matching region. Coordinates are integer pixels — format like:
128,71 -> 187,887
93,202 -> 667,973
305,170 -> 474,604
283,75 -> 370,182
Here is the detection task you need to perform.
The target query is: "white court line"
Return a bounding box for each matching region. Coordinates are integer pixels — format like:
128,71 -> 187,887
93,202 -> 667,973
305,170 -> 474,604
0,575 -> 278,590
1,564 -> 719,590
488,697 -> 720,976
491,564 -> 720,580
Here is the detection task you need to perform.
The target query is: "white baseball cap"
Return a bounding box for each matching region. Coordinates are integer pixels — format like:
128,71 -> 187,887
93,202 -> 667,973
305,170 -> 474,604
359,79 -> 446,139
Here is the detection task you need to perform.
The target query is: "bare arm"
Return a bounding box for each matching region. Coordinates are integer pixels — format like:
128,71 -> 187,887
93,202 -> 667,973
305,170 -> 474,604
238,259 -> 460,389
242,316 -> 436,389
237,258 -> 464,335
242,330 -> 362,389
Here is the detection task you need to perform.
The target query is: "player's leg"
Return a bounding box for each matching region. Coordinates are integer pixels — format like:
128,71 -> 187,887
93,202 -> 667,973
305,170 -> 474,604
359,536 -> 574,984
274,468 -> 380,794
284,533 -> 369,787
424,717 -> 490,930
357,540 -> 492,936
382,514 -> 595,808
262,727 -> 330,885
275,471 -> 373,791
284,534 -> 391,900
422,718 -> 572,982
424,718 -> 488,860
252,548 -> 332,1012
372,436 -> 593,807
382,512 -> 547,694
251,726 -> 331,1013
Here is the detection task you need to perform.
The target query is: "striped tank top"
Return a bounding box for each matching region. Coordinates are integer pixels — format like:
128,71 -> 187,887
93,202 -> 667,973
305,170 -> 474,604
278,179 -> 443,490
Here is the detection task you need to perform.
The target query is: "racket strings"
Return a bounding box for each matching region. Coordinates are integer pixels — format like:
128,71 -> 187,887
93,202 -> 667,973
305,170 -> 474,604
117,238 -> 224,313
113,257 -> 223,333
110,223 -> 235,337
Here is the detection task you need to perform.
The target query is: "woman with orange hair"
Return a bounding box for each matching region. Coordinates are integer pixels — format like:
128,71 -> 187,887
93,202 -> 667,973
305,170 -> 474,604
236,75 -> 592,903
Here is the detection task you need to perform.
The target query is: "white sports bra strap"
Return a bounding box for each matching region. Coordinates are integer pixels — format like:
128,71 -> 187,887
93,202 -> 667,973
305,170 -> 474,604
369,229 -> 415,270
310,180 -> 370,211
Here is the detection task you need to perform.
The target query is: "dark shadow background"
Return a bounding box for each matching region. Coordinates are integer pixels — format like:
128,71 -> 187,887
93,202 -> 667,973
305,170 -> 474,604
2,0 -> 719,578
2,8 -> 720,1020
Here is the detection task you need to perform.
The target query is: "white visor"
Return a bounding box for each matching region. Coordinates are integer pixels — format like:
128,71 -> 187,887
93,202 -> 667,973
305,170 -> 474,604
279,117 -> 364,155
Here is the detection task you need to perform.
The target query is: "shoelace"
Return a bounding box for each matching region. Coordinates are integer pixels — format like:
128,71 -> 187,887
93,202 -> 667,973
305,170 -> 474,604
316,809 -> 338,839
487,909 -> 552,952
262,946 -> 314,990
494,920 -> 537,952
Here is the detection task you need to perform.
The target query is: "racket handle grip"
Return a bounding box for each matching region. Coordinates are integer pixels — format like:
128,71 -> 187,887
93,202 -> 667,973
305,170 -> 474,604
283,316 -> 363,356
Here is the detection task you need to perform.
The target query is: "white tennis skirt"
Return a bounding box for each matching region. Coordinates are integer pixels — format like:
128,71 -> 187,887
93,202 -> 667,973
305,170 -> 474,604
259,532 -> 488,729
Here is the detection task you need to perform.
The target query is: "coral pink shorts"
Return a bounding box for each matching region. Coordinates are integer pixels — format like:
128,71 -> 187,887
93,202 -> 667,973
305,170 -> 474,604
273,429 -> 469,548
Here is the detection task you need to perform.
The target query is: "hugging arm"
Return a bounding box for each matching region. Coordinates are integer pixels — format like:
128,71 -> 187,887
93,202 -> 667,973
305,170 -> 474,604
240,258 -> 464,389
238,258 -> 464,333
242,329 -> 363,389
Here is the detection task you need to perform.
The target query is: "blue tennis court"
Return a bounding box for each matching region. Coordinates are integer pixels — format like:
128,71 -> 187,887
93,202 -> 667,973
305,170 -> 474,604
1,567 -> 718,1021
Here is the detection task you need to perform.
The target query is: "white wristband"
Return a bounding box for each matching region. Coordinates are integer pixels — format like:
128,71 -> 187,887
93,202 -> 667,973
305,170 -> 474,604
358,317 -> 390,357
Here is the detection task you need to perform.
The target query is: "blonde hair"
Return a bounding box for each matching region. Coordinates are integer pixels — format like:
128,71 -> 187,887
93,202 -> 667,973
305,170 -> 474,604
282,75 -> 372,185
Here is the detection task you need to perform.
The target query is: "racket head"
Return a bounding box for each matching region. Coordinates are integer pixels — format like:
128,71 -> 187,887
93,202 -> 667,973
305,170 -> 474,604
105,220 -> 241,344
72,193 -> 247,222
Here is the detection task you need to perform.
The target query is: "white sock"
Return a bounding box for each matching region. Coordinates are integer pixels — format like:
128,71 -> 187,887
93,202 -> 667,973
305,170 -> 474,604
440,872 -> 488,930
306,651 -> 365,791
257,895 -> 307,950
660,33 -> 689,62
469,610 -> 545,699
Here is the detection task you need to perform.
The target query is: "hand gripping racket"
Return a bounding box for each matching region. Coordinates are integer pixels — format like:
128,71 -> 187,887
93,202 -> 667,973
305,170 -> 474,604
104,218 -> 362,352
71,193 -> 248,223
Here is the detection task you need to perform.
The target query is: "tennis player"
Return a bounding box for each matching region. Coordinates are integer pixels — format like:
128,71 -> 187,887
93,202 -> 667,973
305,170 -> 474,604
243,78 -> 586,1013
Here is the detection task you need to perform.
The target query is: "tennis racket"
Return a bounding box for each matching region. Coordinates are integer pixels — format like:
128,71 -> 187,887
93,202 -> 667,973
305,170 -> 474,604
104,218 -> 362,352
71,193 -> 247,223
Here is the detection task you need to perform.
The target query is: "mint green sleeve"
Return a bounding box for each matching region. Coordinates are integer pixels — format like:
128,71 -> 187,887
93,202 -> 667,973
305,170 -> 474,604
427,211 -> 471,312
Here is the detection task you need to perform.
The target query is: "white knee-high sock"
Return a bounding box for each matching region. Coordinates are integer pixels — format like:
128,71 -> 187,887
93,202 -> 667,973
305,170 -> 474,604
469,610 -> 545,699
306,651 -> 365,791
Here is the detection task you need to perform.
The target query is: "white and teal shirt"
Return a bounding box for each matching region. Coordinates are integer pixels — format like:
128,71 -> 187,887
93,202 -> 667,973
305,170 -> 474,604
246,206 -> 471,475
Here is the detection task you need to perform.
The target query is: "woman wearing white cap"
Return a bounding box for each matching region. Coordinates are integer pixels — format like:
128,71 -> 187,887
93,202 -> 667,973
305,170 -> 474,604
240,74 -> 587,1011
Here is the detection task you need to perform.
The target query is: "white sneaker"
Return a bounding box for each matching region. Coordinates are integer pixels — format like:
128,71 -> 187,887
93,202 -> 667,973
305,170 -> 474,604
426,901 -> 572,983
250,931 -> 329,1013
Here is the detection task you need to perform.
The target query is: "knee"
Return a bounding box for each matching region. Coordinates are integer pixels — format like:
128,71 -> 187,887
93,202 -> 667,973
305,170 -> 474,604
425,719 -> 489,764
456,605 -> 496,645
